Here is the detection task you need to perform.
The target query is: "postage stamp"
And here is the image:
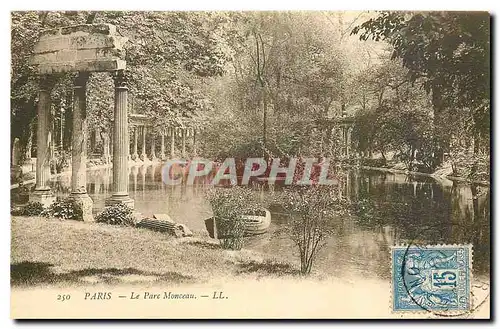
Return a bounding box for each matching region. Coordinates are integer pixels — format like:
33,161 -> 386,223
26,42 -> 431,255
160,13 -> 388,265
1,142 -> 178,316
391,244 -> 472,313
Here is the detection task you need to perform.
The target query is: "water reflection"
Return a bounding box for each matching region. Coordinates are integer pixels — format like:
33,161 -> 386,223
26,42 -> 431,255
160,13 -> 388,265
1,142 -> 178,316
39,163 -> 490,278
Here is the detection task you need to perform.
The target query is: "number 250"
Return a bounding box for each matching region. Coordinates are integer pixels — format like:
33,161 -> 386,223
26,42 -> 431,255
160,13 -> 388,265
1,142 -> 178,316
57,294 -> 71,302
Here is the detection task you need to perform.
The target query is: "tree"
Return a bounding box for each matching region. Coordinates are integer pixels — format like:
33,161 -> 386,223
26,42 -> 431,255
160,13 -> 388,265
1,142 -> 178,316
280,186 -> 349,275
11,11 -> 239,161
206,12 -> 347,159
11,11 -> 91,160
352,11 -> 490,164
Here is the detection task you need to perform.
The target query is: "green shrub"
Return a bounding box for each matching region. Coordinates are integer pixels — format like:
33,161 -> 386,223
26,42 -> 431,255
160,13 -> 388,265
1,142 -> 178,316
278,186 -> 349,275
216,217 -> 246,250
206,186 -> 262,250
11,202 -> 45,216
43,198 -> 83,220
95,203 -> 135,226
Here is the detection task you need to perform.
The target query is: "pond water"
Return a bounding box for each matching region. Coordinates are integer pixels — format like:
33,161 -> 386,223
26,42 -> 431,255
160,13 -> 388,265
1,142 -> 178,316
20,162 -> 491,281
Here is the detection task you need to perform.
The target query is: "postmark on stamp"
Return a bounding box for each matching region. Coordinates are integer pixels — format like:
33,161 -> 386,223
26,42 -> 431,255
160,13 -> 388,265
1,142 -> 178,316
392,244 -> 472,313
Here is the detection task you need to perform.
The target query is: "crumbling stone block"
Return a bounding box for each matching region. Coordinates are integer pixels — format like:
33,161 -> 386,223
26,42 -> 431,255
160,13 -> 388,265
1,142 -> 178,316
30,23 -> 128,74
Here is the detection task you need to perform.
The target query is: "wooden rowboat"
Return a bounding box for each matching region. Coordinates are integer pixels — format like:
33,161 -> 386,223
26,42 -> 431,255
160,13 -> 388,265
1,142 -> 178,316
205,209 -> 271,239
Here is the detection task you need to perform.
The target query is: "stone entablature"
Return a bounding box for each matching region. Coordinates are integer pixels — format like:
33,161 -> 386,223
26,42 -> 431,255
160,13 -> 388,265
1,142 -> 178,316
30,23 -> 134,216
31,24 -> 127,74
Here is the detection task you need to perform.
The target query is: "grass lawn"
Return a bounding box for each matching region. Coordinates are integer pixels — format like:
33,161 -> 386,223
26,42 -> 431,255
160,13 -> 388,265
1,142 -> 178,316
11,216 -> 298,287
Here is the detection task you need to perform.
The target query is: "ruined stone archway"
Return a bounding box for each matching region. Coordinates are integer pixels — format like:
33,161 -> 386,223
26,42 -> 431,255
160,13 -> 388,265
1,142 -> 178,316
30,24 -> 133,220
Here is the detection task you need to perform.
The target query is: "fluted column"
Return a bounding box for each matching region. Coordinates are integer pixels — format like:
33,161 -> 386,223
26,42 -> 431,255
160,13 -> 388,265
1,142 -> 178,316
70,73 -> 89,195
102,131 -> 111,164
342,126 -> 347,157
160,133 -> 165,160
170,127 -> 175,158
346,125 -> 352,158
150,134 -> 157,161
181,128 -> 186,158
105,70 -> 134,209
30,75 -> 56,207
59,102 -> 64,151
132,166 -> 138,193
109,126 -> 113,159
49,107 -> 55,164
140,125 -> 148,161
68,72 -> 94,221
132,126 -> 139,160
193,129 -> 197,156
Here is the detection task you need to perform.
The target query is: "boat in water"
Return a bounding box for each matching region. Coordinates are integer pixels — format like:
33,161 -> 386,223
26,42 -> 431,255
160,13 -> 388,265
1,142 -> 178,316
205,209 -> 271,239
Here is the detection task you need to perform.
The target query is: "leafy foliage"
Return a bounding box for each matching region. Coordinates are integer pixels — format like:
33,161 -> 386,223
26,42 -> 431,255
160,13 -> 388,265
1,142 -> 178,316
11,11 -> 239,157
278,185 -> 349,274
199,12 -> 361,159
352,11 -> 490,159
206,186 -> 263,250
95,203 -> 136,226
352,12 -> 489,109
42,198 -> 83,220
11,202 -> 45,216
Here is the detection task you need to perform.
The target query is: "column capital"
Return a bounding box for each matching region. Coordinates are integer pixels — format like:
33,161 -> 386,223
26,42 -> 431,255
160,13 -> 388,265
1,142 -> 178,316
112,70 -> 129,89
39,75 -> 57,92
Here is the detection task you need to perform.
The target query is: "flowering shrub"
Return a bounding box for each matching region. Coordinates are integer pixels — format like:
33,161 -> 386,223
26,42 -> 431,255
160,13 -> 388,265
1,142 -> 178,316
95,203 -> 135,226
11,202 -> 45,216
42,198 -> 83,220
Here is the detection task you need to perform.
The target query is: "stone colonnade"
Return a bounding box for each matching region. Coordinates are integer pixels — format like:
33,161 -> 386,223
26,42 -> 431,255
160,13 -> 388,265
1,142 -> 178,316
29,23 -> 133,221
29,70 -> 134,218
129,125 -> 197,162
313,116 -> 354,158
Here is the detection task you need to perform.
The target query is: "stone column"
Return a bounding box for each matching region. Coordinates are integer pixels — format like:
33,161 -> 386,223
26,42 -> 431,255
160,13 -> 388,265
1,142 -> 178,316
132,166 -> 138,193
102,132 -> 111,164
48,132 -> 55,169
342,126 -> 347,157
11,138 -> 22,183
109,126 -> 113,158
170,127 -> 175,158
141,165 -> 146,197
24,123 -> 33,163
181,128 -> 186,158
132,126 -> 139,160
193,129 -> 197,156
346,126 -> 352,158
150,163 -> 155,181
160,133 -> 165,160
140,125 -> 148,161
49,107 -> 55,165
68,72 -> 94,222
105,70 -> 134,209
59,104 -> 64,151
11,138 -> 20,167
30,75 -> 56,207
150,134 -> 157,161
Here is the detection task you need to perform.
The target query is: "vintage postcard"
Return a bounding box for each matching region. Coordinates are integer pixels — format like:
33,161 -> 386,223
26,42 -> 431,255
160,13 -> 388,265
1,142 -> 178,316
10,10 -> 490,319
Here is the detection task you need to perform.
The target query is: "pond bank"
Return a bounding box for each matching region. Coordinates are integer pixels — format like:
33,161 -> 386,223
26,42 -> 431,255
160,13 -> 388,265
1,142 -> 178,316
10,162 -> 114,190
11,216 -> 301,287
10,215 -> 490,319
356,165 -> 490,186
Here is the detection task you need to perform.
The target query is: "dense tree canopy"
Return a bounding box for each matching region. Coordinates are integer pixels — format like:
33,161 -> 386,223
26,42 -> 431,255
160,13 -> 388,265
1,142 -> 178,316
352,11 -> 490,153
11,11 -> 490,180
